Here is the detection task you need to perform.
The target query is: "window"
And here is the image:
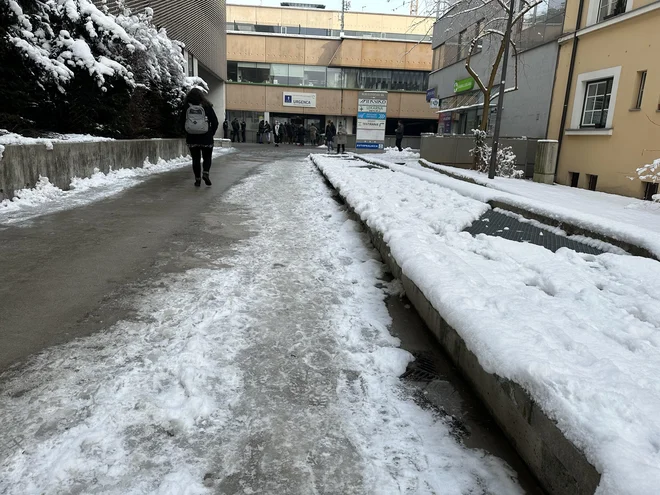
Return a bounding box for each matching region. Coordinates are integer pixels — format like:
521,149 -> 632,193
289,65 -> 304,86
474,20 -> 483,53
432,46 -> 442,71
644,182 -> 659,201
303,66 -> 326,87
358,69 -> 391,90
187,52 -> 195,77
570,172 -> 580,187
633,71 -> 647,110
581,78 -> 613,127
457,29 -> 468,61
587,174 -> 598,191
237,62 -> 270,83
270,64 -> 289,85
227,61 -> 238,82
327,68 -> 342,88
598,0 -> 627,22
342,68 -> 359,89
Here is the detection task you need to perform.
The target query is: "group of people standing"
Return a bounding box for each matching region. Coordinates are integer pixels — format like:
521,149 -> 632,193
323,120 -> 347,154
223,118 -> 246,143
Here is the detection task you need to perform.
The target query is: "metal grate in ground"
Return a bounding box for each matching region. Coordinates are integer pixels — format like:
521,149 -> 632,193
401,351 -> 442,383
465,209 -> 604,255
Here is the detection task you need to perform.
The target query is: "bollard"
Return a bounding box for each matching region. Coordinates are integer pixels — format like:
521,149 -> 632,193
533,140 -> 558,184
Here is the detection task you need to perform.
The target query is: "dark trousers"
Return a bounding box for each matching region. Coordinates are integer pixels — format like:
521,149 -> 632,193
190,146 -> 213,178
338,144 -> 345,153
395,137 -> 403,151
241,130 -> 246,142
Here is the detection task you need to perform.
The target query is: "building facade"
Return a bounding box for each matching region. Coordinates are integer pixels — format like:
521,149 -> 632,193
546,0 -> 660,198
224,4 -> 438,140
428,0 -> 566,138
118,0 -> 228,119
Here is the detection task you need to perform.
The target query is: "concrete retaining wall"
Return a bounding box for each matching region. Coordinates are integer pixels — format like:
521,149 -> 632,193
420,134 -> 538,178
229,131 -> 421,150
0,138 -> 229,201
314,160 -> 602,495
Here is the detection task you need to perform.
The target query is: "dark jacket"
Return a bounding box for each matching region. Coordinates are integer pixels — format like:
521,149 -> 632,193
325,124 -> 336,140
182,103 -> 219,146
240,121 -> 246,131
395,123 -> 404,139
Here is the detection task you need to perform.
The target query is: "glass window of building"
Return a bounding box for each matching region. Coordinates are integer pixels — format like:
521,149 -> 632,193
359,69 -> 391,90
270,64 -> 289,85
228,61 -> 238,82
289,65 -> 304,86
304,66 -> 327,87
581,78 -> 613,127
237,62 -> 270,83
327,68 -> 342,88
342,68 -> 359,89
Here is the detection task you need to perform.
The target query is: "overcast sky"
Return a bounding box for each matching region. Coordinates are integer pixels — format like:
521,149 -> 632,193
228,0 -> 439,17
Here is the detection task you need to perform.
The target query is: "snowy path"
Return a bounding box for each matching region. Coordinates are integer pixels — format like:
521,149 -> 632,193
0,155 -> 522,494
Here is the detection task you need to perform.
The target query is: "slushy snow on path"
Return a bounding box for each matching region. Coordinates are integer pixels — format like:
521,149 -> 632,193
312,153 -> 660,495
0,156 -> 522,494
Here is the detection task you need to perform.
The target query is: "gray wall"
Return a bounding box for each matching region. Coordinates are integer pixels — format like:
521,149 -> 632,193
0,139 -> 227,201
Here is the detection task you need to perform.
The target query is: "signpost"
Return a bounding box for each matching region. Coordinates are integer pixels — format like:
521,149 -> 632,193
283,92 -> 316,108
356,91 -> 388,150
453,77 -> 475,94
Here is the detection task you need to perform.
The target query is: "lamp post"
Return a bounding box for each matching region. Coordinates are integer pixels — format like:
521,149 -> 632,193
487,0 -> 515,179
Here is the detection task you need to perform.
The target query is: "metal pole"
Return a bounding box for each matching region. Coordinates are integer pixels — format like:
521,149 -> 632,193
488,0 -> 515,179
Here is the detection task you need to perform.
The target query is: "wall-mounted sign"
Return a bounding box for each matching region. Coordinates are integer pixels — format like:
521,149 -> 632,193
356,91 -> 387,150
426,87 -> 436,102
283,92 -> 316,108
453,77 -> 475,94
430,98 -> 440,109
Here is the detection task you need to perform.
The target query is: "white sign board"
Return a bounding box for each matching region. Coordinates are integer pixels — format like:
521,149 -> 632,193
283,92 -> 316,108
430,98 -> 440,109
356,91 -> 388,150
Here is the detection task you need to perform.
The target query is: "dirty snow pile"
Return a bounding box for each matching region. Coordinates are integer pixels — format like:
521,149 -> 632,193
0,156 -> 523,494
357,154 -> 660,260
312,153 -> 660,495
0,130 -> 114,158
0,148 -> 233,224
379,147 -> 420,161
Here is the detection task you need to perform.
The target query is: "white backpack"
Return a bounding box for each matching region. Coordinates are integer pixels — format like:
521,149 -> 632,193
185,104 -> 209,134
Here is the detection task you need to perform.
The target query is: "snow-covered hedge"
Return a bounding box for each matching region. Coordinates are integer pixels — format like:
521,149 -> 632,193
0,0 -> 204,137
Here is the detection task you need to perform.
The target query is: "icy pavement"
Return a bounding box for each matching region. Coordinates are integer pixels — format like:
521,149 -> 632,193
312,153 -> 660,494
0,156 -> 523,494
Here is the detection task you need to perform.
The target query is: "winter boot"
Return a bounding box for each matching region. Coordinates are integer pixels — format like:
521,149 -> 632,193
194,177 -> 201,187
202,172 -> 212,186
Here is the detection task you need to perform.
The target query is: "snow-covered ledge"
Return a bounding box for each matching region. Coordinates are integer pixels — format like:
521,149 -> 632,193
564,128 -> 614,136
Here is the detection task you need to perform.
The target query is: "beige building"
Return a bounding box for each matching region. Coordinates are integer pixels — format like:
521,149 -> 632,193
224,4 -> 438,141
547,0 -> 660,199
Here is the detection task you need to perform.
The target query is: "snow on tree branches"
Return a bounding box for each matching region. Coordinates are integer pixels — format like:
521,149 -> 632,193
470,129 -> 522,178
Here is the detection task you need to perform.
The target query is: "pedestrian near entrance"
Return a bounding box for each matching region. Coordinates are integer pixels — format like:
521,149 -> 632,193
274,122 -> 282,147
258,120 -> 265,144
395,120 -> 404,152
222,119 -> 229,140
264,121 -> 272,144
297,124 -> 305,146
181,87 -> 218,187
309,124 -> 318,146
325,121 -> 336,153
231,118 -> 240,142
336,123 -> 347,154
240,120 -> 246,143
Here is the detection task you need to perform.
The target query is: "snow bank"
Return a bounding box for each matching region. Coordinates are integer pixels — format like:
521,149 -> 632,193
0,148 -> 234,224
312,153 -> 660,495
0,130 -> 113,153
359,154 -> 660,259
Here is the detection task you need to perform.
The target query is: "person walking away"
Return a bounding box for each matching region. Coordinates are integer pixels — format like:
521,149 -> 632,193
240,120 -> 246,142
258,120 -> 265,144
274,121 -> 281,147
336,122 -> 347,154
325,120 -> 336,153
264,121 -> 272,144
182,87 -> 218,187
395,120 -> 404,152
231,118 -> 240,142
222,119 -> 229,140
309,124 -> 317,146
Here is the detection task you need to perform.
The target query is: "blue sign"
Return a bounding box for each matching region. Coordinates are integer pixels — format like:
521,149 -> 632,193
284,95 -> 292,103
426,87 -> 436,102
356,142 -> 383,149
357,112 -> 386,120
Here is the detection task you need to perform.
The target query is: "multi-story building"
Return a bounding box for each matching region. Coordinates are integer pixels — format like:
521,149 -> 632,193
428,0 -> 566,138
546,0 -> 660,198
224,3 -> 438,141
116,0 -> 228,118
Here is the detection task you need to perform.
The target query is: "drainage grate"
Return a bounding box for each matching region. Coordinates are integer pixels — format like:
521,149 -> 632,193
402,351 -> 442,383
465,209 -> 605,256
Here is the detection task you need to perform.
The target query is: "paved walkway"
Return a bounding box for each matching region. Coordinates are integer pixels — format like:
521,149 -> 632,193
0,146 -> 537,494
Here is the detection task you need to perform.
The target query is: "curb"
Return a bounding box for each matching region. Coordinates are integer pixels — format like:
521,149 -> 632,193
312,155 -> 602,495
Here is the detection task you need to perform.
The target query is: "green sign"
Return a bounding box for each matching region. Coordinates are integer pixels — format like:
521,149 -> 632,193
453,77 -> 475,93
